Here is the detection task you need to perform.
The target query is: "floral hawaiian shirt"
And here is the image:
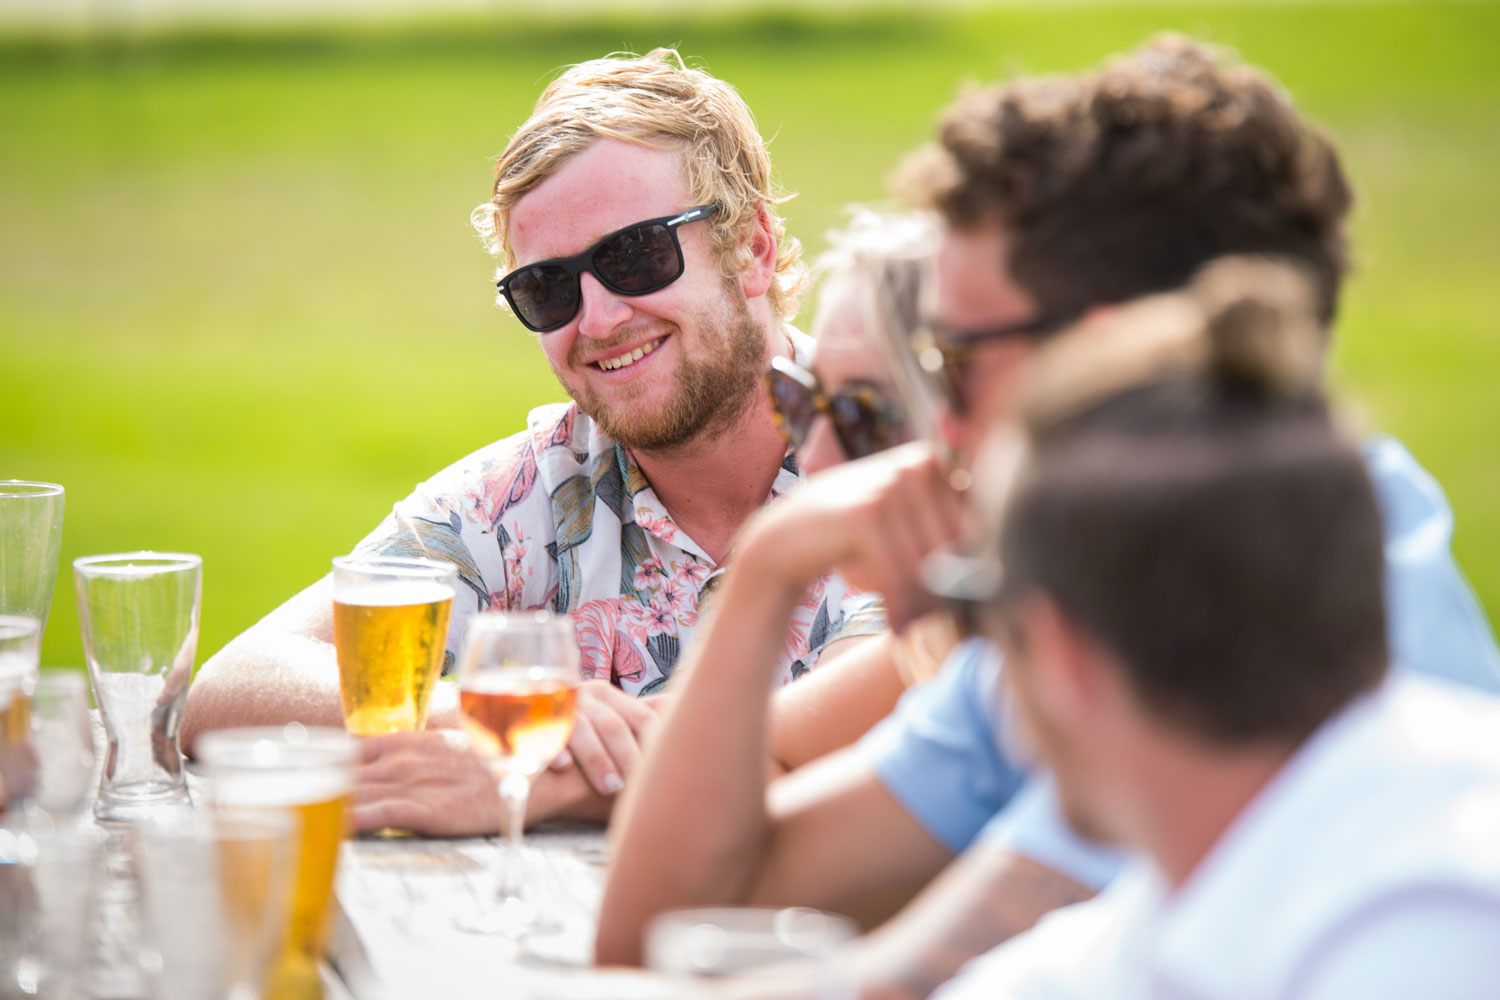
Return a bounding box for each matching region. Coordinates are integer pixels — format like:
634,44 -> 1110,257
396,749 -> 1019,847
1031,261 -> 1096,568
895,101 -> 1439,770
353,333 -> 885,696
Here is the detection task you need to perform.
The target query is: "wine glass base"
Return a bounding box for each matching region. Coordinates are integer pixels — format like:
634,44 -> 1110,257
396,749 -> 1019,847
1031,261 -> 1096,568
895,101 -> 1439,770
452,895 -> 558,938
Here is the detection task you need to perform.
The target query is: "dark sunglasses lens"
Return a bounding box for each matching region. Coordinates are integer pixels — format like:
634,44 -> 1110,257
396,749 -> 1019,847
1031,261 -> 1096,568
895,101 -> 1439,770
768,371 -> 816,446
829,392 -> 907,459
508,265 -> 580,331
593,223 -> 682,293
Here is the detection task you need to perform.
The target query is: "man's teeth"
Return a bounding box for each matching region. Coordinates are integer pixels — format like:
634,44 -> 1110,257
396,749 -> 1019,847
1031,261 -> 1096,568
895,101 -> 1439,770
598,339 -> 662,371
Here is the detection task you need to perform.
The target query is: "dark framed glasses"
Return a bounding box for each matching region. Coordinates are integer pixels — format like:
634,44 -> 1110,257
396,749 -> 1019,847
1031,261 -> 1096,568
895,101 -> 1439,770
911,314 -> 1069,414
496,204 -> 718,333
766,356 -> 911,461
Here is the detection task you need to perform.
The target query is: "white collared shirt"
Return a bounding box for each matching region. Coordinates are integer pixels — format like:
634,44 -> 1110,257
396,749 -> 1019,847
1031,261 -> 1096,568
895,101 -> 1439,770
934,676 -> 1500,999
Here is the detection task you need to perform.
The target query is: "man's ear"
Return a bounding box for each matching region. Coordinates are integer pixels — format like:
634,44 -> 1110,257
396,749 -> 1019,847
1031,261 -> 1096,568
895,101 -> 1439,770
737,203 -> 777,300
1012,592 -> 1107,727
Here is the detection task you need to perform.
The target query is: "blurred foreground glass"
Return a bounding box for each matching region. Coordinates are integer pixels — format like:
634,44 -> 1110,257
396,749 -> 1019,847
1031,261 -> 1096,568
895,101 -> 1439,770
456,611 -> 579,935
74,553 -> 201,821
1,617 -> 42,813
0,482 -> 65,642
330,556 -> 456,737
0,819 -> 102,999
646,906 -> 857,992
28,670 -> 97,820
137,811 -> 296,1000
196,726 -> 356,1000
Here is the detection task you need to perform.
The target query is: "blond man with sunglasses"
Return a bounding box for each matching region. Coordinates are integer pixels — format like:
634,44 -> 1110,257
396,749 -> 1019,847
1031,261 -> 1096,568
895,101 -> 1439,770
181,50 -> 888,832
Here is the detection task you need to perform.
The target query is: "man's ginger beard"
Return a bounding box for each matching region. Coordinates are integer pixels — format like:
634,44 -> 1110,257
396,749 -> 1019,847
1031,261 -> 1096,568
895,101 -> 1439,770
554,279 -> 769,452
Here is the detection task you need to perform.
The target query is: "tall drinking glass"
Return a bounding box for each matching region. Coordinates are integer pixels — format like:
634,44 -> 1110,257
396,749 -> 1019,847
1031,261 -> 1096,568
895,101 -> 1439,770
73,552 -> 201,821
0,482 -> 65,644
455,611 -> 579,936
330,556 -> 456,737
27,671 -> 96,820
196,725 -> 356,1000
1,617 -> 43,813
137,811 -> 296,1000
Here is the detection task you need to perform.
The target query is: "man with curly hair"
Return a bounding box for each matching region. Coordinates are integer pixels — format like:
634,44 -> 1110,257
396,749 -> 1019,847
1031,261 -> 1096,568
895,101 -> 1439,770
596,35 -> 1500,996
181,50 -> 885,833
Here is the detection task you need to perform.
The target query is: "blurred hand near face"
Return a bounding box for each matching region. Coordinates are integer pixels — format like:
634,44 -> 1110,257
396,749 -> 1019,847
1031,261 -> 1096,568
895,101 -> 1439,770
739,441 -> 974,631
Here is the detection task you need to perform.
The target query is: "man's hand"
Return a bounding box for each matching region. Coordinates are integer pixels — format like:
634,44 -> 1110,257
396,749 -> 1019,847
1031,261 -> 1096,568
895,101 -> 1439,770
741,443 -> 972,630
555,680 -> 668,797
352,729 -> 605,836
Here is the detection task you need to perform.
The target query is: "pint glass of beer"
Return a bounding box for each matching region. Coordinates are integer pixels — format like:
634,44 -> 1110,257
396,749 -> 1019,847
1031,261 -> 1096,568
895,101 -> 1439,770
330,556 -> 457,737
196,725 -> 356,1000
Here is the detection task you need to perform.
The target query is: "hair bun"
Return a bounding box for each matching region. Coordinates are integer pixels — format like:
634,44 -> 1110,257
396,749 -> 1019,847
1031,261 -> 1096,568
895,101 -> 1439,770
1192,256 -> 1324,398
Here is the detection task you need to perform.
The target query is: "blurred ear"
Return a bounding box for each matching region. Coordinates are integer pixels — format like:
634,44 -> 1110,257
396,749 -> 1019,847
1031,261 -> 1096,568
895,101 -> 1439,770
1010,592 -> 1108,729
737,203 -> 777,300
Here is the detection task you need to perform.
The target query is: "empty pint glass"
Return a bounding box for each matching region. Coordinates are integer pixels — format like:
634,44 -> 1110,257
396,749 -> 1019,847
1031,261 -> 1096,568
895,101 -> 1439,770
330,556 -> 456,736
74,552 -> 201,821
0,482 -> 65,641
197,726 -> 356,1000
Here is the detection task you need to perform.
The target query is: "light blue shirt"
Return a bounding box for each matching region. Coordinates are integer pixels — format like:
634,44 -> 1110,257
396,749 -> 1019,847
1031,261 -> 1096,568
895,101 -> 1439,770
861,436 -> 1500,888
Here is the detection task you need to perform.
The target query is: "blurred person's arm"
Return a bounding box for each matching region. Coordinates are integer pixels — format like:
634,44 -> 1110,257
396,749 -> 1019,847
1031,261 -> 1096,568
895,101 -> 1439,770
839,848 -> 1093,1000
596,445 -> 966,966
768,632 -> 909,771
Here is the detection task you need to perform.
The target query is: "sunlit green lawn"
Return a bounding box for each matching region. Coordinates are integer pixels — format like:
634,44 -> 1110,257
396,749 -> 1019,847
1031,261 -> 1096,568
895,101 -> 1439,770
3,1 -> 1498,671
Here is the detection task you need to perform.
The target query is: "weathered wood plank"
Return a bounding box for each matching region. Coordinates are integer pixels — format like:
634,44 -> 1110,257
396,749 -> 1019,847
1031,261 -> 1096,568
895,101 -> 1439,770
330,823 -> 610,1000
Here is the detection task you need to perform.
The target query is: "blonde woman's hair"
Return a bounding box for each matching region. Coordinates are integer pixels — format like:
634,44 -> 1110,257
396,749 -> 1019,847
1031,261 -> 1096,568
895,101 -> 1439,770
812,208 -> 937,342
471,48 -> 806,323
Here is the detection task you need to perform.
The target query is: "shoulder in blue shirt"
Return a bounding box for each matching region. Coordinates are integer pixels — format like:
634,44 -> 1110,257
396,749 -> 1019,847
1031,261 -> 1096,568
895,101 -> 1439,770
861,436 -> 1500,880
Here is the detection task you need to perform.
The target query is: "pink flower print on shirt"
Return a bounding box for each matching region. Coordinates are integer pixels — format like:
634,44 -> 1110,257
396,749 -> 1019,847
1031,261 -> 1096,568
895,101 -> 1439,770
460,476 -> 511,531
672,558 -> 712,592
642,599 -> 676,634
654,580 -> 696,626
503,522 -> 531,606
634,508 -> 678,543
780,586 -> 827,672
573,599 -> 649,685
633,556 -> 668,592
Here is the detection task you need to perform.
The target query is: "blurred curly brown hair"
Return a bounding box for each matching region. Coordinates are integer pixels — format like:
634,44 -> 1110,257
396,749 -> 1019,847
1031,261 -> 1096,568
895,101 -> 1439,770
896,35 -> 1352,325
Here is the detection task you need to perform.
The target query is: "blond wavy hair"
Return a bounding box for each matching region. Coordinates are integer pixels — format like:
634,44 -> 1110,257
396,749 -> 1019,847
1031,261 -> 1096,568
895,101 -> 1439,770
471,48 -> 806,323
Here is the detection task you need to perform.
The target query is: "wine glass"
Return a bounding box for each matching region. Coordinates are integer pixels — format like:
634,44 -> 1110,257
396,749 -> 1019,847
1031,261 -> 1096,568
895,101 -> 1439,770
454,611 -> 579,936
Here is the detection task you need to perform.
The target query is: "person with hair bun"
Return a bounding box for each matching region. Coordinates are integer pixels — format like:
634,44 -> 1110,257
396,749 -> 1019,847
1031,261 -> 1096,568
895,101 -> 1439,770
598,36 -> 1500,995
929,256 -> 1500,998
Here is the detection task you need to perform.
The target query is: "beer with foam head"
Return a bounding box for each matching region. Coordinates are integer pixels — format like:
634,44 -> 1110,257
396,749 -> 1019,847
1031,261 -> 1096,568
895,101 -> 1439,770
197,726 -> 356,1000
330,557 -> 457,737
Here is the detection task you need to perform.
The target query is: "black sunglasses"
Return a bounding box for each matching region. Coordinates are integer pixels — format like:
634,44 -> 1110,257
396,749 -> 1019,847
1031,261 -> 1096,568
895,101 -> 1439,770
496,204 -> 718,333
911,314 -> 1070,414
766,356 -> 911,462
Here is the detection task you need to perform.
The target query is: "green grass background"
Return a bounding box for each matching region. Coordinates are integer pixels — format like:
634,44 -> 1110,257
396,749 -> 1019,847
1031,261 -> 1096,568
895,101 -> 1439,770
3,1 -> 1497,673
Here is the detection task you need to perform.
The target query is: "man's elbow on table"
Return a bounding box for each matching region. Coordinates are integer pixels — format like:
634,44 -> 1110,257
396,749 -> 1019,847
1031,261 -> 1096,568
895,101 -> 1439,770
181,628 -> 345,755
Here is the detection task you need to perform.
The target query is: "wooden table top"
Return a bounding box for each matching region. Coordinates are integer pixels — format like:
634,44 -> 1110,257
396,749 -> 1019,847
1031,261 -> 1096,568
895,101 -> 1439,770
55,715 -> 636,1000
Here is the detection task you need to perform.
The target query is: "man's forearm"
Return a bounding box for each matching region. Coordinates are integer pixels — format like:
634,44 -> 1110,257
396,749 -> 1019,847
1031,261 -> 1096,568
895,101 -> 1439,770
180,629 -> 344,754
595,560 -> 804,966
846,848 -> 1094,1000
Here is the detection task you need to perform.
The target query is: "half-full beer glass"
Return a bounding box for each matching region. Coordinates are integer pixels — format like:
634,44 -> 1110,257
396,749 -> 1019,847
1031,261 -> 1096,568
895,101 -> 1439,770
73,552 -> 200,821
0,482 -> 64,642
197,726 -> 356,1000
330,555 -> 456,736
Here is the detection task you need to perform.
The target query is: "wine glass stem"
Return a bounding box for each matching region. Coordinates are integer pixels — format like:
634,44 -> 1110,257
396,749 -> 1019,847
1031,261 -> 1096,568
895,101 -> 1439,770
496,771 -> 530,903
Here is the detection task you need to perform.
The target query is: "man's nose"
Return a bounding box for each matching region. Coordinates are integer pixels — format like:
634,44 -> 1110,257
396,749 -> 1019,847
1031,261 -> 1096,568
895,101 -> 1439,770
575,271 -> 634,339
